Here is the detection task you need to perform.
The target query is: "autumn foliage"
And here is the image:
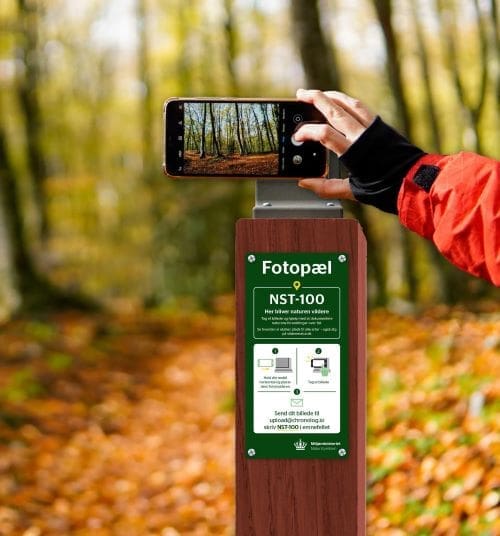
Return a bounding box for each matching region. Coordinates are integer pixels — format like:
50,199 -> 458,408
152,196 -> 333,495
0,304 -> 498,535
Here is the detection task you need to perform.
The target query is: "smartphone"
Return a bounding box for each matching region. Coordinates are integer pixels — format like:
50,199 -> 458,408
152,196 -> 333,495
163,98 -> 328,179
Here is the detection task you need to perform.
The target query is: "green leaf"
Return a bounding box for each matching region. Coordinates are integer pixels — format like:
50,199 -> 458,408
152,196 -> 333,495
47,352 -> 73,371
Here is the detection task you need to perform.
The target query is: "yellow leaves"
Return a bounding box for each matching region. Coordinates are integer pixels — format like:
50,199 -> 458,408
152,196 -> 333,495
462,464 -> 486,491
367,308 -> 500,533
161,529 -> 181,536
0,312 -> 237,534
454,494 -> 480,516
482,490 -> 500,511
420,456 -> 437,483
0,307 -> 498,533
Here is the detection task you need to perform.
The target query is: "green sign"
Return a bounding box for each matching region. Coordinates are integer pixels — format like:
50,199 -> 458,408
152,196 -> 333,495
245,252 -> 349,459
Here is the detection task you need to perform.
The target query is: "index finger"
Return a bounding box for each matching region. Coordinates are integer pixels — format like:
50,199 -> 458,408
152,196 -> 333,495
323,91 -> 375,127
296,89 -> 366,143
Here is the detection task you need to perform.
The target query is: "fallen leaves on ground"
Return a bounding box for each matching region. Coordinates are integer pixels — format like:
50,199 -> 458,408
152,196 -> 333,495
0,311 -> 234,536
367,306 -> 499,535
0,304 -> 498,535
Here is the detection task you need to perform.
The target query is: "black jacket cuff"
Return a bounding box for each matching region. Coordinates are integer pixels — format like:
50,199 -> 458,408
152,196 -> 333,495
340,116 -> 426,214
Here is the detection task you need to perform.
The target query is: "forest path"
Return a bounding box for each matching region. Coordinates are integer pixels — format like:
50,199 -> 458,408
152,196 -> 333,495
0,307 -> 499,534
184,151 -> 277,176
0,314 -> 235,535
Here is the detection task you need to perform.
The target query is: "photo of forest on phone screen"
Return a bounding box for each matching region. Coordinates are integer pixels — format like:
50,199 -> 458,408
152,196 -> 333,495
183,102 -> 279,175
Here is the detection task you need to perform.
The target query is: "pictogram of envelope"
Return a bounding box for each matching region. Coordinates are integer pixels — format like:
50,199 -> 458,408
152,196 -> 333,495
290,398 -> 303,407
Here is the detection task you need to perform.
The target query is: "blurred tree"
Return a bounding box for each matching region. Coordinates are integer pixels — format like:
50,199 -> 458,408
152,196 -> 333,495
405,0 -> 487,303
434,0 -> 490,154
15,0 -> 49,246
371,0 -> 412,137
137,0 -> 156,195
0,2 -> 97,311
0,0 -> 496,315
0,120 -> 32,306
290,0 -> 388,306
371,0 -> 421,304
0,114 -> 96,311
408,0 -> 442,153
290,0 -> 341,90
137,0 -> 168,303
371,0 -> 479,304
150,0 -> 251,308
222,0 -> 252,291
223,0 -> 239,96
491,0 -> 500,116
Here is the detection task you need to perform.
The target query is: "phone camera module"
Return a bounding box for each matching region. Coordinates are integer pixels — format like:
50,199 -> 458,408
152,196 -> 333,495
292,155 -> 303,165
293,114 -> 303,123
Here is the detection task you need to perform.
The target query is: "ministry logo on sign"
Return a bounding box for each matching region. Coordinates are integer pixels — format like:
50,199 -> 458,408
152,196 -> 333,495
294,438 -> 307,451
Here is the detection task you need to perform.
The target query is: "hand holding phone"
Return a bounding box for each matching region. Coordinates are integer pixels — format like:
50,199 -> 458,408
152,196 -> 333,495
163,98 -> 328,179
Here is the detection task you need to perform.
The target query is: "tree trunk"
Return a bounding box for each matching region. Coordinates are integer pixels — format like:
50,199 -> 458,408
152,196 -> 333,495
408,0 -> 480,302
491,0 -> 500,115
0,121 -> 96,312
289,0 -> 341,90
409,0 -> 442,152
15,0 -> 50,245
372,0 -> 423,303
261,105 -> 276,152
0,124 -> 37,299
372,0 -> 412,137
223,0 -> 239,95
200,103 -> 207,158
234,103 -> 245,155
434,0 -> 489,153
137,0 -> 170,304
244,107 -> 254,153
291,0 -> 388,305
252,107 -> 265,152
137,0 -> 156,176
209,103 -> 222,157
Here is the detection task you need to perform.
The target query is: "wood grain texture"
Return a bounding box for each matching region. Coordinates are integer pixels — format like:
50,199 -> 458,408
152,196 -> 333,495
235,219 -> 367,536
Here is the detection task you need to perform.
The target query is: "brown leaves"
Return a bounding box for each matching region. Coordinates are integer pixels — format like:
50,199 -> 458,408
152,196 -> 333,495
0,306 -> 498,533
0,313 -> 234,535
367,308 -> 500,534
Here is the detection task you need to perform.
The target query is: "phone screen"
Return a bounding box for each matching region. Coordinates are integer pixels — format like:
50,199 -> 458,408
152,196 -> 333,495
164,99 -> 327,178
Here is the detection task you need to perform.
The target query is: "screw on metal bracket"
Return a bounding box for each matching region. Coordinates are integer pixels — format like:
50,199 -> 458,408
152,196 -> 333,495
248,448 -> 256,457
338,254 -> 347,263
248,255 -> 256,263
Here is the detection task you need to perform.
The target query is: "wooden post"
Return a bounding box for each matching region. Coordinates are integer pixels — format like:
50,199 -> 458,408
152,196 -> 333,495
235,218 -> 366,536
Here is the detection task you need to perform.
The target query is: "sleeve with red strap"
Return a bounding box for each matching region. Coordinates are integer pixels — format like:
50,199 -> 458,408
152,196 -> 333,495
397,152 -> 500,285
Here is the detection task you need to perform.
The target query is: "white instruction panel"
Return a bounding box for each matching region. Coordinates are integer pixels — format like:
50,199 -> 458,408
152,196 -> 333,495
253,343 -> 340,434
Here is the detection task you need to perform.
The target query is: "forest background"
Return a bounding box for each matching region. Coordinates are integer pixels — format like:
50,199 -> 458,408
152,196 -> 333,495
0,0 -> 499,534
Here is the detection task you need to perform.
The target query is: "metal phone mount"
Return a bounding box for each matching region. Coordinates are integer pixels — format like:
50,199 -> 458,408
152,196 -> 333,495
253,152 -> 343,218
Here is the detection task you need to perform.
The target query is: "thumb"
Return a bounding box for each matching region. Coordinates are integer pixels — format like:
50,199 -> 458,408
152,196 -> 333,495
298,178 -> 355,201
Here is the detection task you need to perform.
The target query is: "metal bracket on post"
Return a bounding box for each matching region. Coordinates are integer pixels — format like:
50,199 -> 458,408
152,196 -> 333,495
252,152 -> 343,218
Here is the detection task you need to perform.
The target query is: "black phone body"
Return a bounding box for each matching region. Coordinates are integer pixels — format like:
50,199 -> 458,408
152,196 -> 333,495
163,98 -> 327,179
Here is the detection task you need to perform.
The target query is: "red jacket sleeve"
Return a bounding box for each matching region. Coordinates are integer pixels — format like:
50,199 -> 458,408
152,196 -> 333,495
397,152 -> 500,286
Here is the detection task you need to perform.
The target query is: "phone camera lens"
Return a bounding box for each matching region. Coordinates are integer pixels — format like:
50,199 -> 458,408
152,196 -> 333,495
293,155 -> 303,165
293,114 -> 303,123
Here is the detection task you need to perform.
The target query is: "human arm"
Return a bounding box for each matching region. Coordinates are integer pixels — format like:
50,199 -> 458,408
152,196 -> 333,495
294,89 -> 500,285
